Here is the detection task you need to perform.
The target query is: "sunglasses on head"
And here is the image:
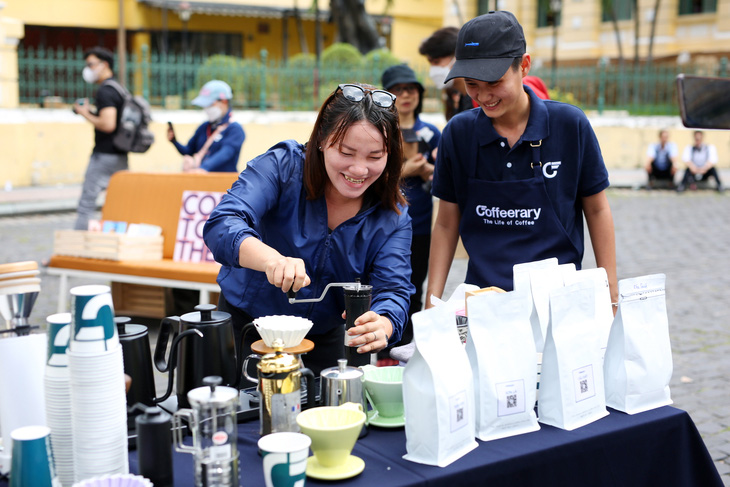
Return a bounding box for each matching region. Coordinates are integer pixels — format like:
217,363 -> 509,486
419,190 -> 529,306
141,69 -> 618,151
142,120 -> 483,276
337,84 -> 396,109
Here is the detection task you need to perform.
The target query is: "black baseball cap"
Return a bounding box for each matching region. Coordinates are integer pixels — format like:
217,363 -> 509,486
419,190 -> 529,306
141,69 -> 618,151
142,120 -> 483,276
445,11 -> 526,83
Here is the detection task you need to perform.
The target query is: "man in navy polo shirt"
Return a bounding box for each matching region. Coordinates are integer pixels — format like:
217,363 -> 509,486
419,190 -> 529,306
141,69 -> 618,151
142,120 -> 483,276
426,11 -> 618,305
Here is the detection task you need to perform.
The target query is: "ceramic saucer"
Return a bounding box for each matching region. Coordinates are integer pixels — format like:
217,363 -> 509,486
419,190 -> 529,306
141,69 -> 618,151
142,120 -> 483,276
306,454 -> 365,480
368,409 -> 405,428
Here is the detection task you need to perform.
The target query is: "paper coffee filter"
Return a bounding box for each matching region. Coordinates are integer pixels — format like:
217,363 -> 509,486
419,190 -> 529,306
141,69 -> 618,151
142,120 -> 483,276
253,315 -> 313,348
72,472 -> 147,487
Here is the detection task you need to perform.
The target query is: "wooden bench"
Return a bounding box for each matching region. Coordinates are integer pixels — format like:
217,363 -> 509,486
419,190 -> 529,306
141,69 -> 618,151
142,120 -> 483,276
47,171 -> 239,317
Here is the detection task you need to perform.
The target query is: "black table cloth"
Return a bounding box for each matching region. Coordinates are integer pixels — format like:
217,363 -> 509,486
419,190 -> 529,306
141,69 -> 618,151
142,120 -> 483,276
0,406 -> 721,486
132,406 -> 721,487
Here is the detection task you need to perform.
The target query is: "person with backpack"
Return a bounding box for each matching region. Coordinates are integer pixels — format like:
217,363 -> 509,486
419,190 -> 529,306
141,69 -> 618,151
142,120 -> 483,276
167,80 -> 245,173
72,47 -> 129,230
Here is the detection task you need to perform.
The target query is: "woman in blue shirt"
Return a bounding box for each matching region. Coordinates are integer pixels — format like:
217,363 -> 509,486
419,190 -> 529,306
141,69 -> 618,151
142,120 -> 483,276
204,84 -> 415,374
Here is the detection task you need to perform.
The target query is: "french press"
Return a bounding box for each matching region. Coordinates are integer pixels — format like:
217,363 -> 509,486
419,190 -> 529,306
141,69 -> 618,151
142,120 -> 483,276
173,376 -> 240,487
243,338 -> 315,436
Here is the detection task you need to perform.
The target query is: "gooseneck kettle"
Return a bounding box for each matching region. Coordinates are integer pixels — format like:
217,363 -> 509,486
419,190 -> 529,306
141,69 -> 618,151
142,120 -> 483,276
154,304 -> 242,409
117,316 -> 202,410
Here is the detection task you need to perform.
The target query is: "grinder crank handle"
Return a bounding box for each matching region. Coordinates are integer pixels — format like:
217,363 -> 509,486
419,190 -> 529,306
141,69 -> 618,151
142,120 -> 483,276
287,282 -> 355,304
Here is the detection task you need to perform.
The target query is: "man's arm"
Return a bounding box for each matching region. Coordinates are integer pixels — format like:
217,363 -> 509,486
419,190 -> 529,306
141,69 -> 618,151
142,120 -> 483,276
582,190 -> 618,306
74,99 -> 117,134
425,199 -> 461,308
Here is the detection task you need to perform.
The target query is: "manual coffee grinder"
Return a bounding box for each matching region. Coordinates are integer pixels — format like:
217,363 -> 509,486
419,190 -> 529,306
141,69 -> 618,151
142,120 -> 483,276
173,376 -> 240,487
287,278 -> 374,367
343,280 -> 373,367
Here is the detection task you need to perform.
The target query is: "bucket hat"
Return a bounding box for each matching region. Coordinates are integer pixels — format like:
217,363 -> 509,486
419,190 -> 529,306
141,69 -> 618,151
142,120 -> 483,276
382,64 -> 424,92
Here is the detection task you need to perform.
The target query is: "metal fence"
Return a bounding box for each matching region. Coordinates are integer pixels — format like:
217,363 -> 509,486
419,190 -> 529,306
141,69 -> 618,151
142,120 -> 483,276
17,45 -> 730,115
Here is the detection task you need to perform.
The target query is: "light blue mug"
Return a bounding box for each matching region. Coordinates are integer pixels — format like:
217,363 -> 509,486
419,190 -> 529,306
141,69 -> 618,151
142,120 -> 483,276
258,432 -> 310,487
9,425 -> 58,487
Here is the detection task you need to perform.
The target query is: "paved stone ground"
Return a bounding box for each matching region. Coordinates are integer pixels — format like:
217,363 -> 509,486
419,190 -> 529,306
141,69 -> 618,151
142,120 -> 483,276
1,188 -> 729,484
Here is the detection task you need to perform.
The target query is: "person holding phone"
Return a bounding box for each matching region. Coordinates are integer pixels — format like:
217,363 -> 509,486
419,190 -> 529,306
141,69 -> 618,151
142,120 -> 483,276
380,64 -> 441,350
426,11 -> 618,306
203,83 -> 415,375
72,47 -> 128,231
167,80 -> 245,173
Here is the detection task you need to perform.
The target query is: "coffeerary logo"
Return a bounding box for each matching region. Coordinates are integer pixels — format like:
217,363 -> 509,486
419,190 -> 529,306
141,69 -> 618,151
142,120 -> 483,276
475,205 -> 542,226
542,161 -> 561,179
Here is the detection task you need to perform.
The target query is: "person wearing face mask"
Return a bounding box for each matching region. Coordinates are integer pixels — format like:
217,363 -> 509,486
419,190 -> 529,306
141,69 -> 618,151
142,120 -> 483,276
427,11 -> 618,309
418,26 -> 474,121
167,80 -> 245,173
203,83 -> 414,376
71,47 -> 128,230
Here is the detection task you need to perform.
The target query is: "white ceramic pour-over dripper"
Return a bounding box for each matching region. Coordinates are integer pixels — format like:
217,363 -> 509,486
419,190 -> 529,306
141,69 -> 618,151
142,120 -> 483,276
253,315 -> 314,348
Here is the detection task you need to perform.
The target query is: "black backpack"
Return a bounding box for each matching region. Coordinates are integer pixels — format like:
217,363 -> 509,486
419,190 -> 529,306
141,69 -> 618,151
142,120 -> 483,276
103,79 -> 155,153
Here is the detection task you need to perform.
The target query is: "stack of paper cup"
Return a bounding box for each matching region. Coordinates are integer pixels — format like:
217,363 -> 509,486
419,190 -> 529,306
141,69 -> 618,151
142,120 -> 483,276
67,285 -> 128,481
0,333 -> 47,475
44,312 -> 76,487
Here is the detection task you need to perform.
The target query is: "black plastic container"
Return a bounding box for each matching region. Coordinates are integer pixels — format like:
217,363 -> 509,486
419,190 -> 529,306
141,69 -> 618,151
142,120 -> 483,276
136,407 -> 174,487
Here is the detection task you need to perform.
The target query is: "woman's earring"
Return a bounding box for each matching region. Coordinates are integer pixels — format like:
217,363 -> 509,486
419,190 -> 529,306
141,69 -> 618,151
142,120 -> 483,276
318,146 -> 322,151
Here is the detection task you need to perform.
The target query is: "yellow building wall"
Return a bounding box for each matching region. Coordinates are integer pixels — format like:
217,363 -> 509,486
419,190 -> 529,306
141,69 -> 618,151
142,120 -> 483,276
366,0 -> 445,70
3,0 -> 337,61
0,16 -> 24,108
498,0 -> 730,64
3,109 -> 729,188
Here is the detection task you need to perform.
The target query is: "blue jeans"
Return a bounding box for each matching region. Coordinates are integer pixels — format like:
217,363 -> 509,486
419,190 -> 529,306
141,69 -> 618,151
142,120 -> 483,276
74,152 -> 128,230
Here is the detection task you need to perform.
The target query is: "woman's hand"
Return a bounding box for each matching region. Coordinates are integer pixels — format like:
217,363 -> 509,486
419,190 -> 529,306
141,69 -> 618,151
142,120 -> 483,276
264,256 -> 311,293
343,310 -> 393,354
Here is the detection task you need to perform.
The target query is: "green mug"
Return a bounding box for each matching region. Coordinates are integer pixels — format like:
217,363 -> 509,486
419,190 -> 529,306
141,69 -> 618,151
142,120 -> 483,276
9,425 -> 58,487
258,432 -> 311,487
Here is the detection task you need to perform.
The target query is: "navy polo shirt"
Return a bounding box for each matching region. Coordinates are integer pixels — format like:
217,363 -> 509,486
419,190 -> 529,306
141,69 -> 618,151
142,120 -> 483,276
432,86 -> 609,256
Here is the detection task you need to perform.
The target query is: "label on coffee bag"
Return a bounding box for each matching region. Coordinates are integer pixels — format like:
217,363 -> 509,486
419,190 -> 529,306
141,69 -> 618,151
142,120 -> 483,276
449,390 -> 468,433
497,380 -> 526,416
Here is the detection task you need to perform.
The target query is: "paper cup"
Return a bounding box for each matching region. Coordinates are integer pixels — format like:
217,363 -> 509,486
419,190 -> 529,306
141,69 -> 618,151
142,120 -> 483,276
9,425 -> 59,487
258,432 -> 310,487
46,313 -> 71,369
69,285 -> 118,353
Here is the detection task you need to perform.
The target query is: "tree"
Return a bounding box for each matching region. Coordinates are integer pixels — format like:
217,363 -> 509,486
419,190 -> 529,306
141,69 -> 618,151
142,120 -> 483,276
329,0 -> 381,54
633,0 -> 640,66
602,0 -> 625,65
293,0 -> 309,54
647,0 -> 661,64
